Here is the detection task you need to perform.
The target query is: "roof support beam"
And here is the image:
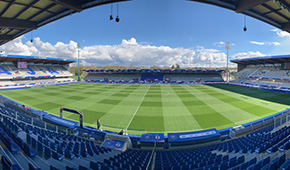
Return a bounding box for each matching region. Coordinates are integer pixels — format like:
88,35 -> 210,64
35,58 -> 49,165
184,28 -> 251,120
0,0 -> 15,17
51,0 -> 82,12
14,0 -> 40,19
262,4 -> 289,21
27,3 -> 57,20
236,0 -> 270,13
0,35 -> 13,41
0,17 -> 38,29
282,22 -> 290,31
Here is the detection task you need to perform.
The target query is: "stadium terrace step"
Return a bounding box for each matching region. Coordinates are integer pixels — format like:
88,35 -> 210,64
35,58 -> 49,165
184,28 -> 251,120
28,162 -> 42,170
52,151 -> 64,161
0,128 -> 21,153
1,155 -> 21,170
280,159 -> 290,170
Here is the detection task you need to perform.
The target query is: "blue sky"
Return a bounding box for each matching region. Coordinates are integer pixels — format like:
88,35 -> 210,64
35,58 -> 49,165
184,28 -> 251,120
2,0 -> 290,67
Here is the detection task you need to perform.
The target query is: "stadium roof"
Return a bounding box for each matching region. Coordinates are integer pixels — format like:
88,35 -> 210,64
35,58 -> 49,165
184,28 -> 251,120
0,0 -> 129,45
189,0 -> 290,33
0,54 -> 75,65
231,54 -> 290,64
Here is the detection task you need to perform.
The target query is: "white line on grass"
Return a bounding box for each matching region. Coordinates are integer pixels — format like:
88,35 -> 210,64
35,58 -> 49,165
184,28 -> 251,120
165,91 -> 169,96
125,85 -> 150,131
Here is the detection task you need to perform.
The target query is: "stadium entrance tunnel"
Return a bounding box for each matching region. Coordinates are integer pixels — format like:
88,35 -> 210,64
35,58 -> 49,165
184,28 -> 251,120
60,107 -> 83,128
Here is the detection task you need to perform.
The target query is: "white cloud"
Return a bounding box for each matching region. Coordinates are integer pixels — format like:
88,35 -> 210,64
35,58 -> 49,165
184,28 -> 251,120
213,41 -> 225,47
269,42 -> 281,46
232,51 -> 265,59
193,46 -> 227,67
277,32 -> 290,38
250,41 -> 265,45
0,36 -> 264,68
250,41 -> 280,46
271,29 -> 290,38
213,41 -> 235,48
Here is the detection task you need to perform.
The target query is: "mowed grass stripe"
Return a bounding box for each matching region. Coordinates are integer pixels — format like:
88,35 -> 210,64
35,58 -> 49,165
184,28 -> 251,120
208,84 -> 290,106
161,85 -> 202,132
10,84 -> 130,126
81,85 -> 141,126
70,85 -> 141,127
195,85 -> 278,117
172,85 -> 234,129
92,85 -> 144,129
184,85 -> 260,125
48,84 -> 128,112
1,89 -> 64,109
128,85 -> 166,132
43,84 -> 128,121
202,84 -> 288,111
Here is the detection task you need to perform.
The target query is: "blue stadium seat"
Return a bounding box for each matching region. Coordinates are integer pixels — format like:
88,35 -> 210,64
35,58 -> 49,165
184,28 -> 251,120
0,130 -> 21,153
237,156 -> 245,164
28,163 -> 42,170
66,166 -> 77,170
52,151 -> 64,161
247,164 -> 255,170
228,157 -> 237,168
279,154 -> 286,167
31,137 -> 37,148
50,165 -> 60,170
90,161 -> 100,170
50,142 -> 57,150
1,155 -> 21,170
57,146 -> 64,155
27,67 -> 36,75
219,162 -> 228,169
263,156 -> 270,167
23,142 -> 38,157
79,165 -> 89,170
0,66 -> 12,75
281,159 -> 290,170
65,149 -> 74,159
44,146 -> 52,157
47,67 -> 59,74
37,141 -> 44,151
261,164 -> 270,170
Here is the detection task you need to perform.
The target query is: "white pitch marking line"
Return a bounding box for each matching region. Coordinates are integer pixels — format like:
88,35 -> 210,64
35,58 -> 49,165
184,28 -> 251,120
165,91 -> 169,97
125,85 -> 150,130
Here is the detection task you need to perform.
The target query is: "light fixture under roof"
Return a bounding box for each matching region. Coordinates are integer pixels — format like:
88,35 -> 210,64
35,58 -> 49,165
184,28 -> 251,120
273,0 -> 290,13
243,15 -> 247,32
109,3 -> 113,20
116,3 -> 120,23
115,16 -> 120,22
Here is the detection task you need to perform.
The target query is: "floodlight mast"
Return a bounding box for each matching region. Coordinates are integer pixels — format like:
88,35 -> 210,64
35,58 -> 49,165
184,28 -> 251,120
77,43 -> 81,82
225,42 -> 230,82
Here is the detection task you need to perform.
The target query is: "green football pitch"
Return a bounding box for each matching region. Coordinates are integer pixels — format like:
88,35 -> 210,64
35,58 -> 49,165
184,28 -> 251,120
1,83 -> 289,134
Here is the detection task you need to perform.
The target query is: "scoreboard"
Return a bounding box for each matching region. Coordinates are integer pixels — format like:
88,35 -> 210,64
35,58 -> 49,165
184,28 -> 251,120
17,62 -> 27,69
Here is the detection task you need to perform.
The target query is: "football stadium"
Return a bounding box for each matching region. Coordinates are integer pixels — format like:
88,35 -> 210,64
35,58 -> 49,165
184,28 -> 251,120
1,0 -> 290,170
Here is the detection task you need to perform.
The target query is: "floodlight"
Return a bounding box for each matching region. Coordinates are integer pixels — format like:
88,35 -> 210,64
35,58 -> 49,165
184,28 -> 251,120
243,26 -> 247,32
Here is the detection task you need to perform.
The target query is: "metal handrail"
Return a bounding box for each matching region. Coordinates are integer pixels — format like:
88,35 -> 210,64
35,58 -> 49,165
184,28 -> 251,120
146,142 -> 156,170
